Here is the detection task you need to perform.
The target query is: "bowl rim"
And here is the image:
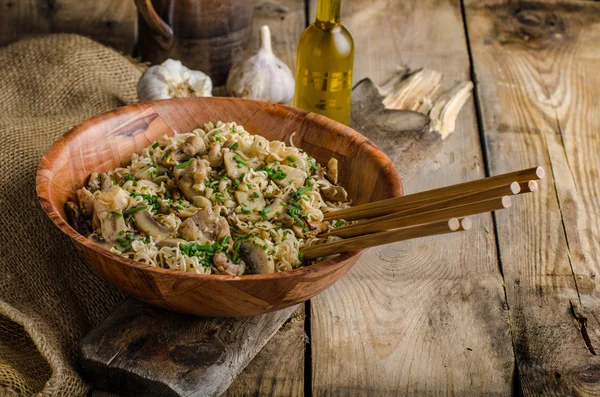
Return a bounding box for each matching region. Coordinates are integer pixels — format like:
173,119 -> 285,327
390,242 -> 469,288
36,97 -> 403,281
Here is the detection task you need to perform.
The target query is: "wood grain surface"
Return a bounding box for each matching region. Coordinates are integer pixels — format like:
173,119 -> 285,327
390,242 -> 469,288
0,0 -> 137,54
465,0 -> 600,394
80,299 -> 299,397
308,0 -> 514,394
224,307 -> 305,397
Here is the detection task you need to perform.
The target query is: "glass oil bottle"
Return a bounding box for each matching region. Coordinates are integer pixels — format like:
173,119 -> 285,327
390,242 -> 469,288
294,0 -> 354,125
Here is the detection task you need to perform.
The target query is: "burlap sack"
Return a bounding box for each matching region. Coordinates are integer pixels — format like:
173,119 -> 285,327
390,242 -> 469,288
0,34 -> 143,396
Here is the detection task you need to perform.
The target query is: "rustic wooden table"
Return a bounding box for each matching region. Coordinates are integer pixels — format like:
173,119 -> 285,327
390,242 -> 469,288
6,0 -> 600,395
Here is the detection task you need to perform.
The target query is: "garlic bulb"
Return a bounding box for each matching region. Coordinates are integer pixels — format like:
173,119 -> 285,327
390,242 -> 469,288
226,25 -> 295,104
137,59 -> 212,102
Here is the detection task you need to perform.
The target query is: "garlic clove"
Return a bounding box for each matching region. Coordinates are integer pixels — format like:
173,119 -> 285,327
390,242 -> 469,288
226,25 -> 295,104
137,59 -> 212,102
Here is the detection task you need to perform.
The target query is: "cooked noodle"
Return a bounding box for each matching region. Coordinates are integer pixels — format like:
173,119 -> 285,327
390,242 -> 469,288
66,122 -> 350,275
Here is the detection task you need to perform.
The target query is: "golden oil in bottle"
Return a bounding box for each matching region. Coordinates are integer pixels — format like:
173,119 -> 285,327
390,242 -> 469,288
294,0 -> 354,125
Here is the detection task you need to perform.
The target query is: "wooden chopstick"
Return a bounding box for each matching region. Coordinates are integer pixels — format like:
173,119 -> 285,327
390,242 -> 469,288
322,196 -> 512,239
324,166 -> 544,222
519,180 -> 538,193
302,217 -> 469,260
330,181 -> 520,228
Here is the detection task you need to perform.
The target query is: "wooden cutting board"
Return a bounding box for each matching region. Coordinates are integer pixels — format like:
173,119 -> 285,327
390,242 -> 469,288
79,299 -> 299,397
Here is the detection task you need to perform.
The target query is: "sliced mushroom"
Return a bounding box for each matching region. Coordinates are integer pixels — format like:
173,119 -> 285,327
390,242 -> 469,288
234,190 -> 265,211
156,237 -> 188,248
87,172 -> 101,192
183,135 -> 206,158
213,252 -> 244,276
99,173 -> 113,191
208,142 -> 224,167
216,217 -> 231,240
321,185 -> 348,202
173,158 -> 208,201
272,165 -> 307,189
64,201 -> 91,235
133,210 -> 176,238
134,165 -> 156,180
171,150 -> 188,162
265,198 -> 287,219
307,218 -> 328,234
275,213 -> 295,228
238,241 -> 274,274
75,187 -> 95,217
326,158 -> 339,184
87,233 -> 113,249
223,151 -> 248,180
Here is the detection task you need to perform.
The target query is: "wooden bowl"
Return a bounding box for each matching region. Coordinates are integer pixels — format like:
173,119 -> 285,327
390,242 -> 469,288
36,98 -> 402,317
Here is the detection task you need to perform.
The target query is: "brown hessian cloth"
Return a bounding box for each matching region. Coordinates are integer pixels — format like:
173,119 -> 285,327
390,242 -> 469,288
0,34 -> 143,396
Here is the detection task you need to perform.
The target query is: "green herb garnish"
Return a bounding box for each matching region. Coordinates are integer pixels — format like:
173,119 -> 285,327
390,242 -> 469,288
123,205 -> 147,215
174,159 -> 192,169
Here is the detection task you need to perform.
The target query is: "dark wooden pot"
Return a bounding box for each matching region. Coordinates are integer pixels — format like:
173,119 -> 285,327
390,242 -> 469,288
135,0 -> 254,86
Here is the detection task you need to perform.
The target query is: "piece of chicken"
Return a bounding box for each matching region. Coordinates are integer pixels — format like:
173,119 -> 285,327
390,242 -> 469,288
213,252 -> 244,276
178,207 -> 230,242
76,187 -> 95,217
321,185 -> 348,202
326,158 -> 339,184
173,158 -> 208,201
238,241 -> 274,274
183,135 -> 206,158
93,185 -> 130,243
208,142 -> 224,167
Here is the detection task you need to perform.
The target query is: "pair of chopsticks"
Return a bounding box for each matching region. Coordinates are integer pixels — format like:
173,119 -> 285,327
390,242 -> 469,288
300,166 -> 544,260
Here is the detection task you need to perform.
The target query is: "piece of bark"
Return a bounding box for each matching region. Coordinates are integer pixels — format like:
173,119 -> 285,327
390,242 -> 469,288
375,67 -> 473,141
79,299 -> 299,397
429,81 -> 475,139
381,68 -> 443,113
351,78 -> 441,172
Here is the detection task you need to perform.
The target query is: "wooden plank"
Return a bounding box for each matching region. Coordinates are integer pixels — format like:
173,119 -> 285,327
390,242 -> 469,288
224,1 -> 306,395
0,0 -> 137,54
225,307 -> 305,397
80,299 -> 299,397
464,0 -> 600,394
309,0 -> 514,394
